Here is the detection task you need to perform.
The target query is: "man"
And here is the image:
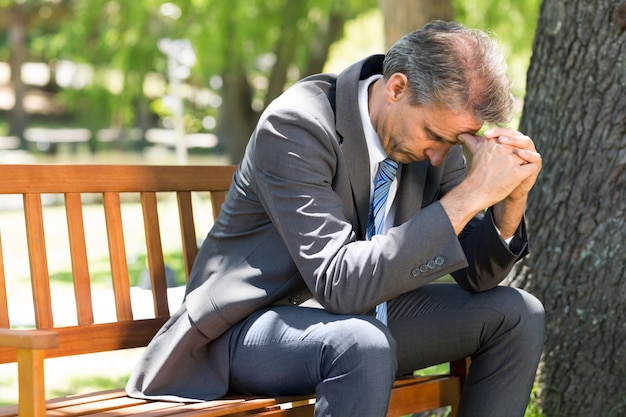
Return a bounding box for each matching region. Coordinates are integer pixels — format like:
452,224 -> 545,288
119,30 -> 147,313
127,21 -> 545,417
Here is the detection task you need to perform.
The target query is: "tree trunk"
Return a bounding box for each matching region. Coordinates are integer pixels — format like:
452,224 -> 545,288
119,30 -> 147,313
217,5 -> 257,164
264,0 -> 309,108
303,12 -> 348,77
8,5 -> 28,146
508,1 -> 626,416
218,58 -> 256,164
378,0 -> 453,48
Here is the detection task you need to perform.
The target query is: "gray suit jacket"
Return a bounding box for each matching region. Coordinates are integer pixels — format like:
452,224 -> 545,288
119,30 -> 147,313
126,55 -> 528,402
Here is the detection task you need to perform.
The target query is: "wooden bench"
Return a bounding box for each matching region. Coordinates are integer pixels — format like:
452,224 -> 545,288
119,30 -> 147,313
0,164 -> 469,417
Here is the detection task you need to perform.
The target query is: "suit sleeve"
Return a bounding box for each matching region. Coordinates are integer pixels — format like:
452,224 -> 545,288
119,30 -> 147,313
439,147 -> 530,292
253,102 -> 470,315
452,208 -> 528,292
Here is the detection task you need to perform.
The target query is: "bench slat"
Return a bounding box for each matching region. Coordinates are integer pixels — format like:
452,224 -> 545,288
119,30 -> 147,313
42,388 -> 281,417
141,191 -> 170,317
0,165 -> 236,194
0,319 -> 167,363
85,401 -> 186,415
177,191 -> 198,281
210,191 -> 227,220
46,396 -> 149,416
0,164 -> 467,417
0,232 -> 9,327
46,388 -> 129,408
22,376 -> 459,417
23,193 -> 54,329
65,192 -> 95,325
386,376 -> 460,416
146,398 -> 285,417
103,192 -> 133,321
244,405 -> 315,417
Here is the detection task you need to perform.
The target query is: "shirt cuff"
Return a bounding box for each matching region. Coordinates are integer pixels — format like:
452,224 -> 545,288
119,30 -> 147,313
494,225 -> 514,247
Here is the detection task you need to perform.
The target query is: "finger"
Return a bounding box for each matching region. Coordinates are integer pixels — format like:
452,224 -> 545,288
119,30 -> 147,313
498,134 -> 535,150
458,133 -> 485,155
518,160 -> 542,178
484,127 -> 523,139
513,148 -> 542,165
485,128 -> 532,145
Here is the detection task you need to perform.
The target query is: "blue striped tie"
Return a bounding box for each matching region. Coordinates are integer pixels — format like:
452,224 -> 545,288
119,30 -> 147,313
367,158 -> 398,325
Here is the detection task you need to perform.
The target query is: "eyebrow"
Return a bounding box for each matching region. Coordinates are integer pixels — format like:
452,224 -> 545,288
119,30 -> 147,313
424,126 -> 461,145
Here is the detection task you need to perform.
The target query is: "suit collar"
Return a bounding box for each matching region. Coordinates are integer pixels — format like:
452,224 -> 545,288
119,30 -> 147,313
334,55 -> 430,234
335,55 -> 385,237
394,161 -> 429,224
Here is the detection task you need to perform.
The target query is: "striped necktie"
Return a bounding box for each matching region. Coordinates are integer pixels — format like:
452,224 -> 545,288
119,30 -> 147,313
366,158 -> 399,325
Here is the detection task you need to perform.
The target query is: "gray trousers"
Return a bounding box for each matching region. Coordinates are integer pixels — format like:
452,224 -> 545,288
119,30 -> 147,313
228,284 -> 545,417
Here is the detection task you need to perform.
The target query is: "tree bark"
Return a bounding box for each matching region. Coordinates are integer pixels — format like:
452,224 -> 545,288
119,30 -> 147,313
264,0 -> 309,108
218,58 -> 256,165
303,12 -> 348,77
378,0 -> 453,48
8,5 -> 28,146
508,0 -> 626,415
218,8 -> 257,164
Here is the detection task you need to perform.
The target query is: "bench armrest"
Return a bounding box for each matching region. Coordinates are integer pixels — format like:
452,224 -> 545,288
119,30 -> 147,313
0,329 -> 59,417
0,328 -> 59,350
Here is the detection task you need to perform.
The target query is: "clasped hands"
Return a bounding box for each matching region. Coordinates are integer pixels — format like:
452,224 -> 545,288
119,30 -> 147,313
459,127 -> 542,208
437,127 -> 542,240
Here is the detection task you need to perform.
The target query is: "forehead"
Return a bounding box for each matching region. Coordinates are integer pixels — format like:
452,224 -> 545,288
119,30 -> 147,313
421,104 -> 482,138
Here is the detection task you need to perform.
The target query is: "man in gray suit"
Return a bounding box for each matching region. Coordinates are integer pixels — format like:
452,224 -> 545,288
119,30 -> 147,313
127,21 -> 545,417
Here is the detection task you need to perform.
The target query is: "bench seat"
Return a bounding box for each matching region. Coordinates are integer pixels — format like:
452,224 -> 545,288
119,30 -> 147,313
0,375 -> 460,417
0,164 -> 467,417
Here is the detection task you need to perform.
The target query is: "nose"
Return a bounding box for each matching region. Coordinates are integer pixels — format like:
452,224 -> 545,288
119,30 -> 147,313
425,149 -> 446,167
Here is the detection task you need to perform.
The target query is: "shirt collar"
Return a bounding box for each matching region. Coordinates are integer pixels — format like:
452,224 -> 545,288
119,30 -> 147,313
358,74 -> 386,170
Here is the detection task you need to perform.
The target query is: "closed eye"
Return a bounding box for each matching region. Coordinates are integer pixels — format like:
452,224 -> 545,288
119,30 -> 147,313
424,126 -> 458,145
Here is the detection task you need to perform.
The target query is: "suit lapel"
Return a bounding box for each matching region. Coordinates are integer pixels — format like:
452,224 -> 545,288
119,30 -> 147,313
394,162 -> 429,225
335,55 -> 385,237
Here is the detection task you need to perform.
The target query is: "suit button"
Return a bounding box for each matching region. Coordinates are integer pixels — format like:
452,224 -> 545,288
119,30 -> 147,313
289,295 -> 301,305
427,259 -> 436,269
411,268 -> 420,277
434,256 -> 445,266
419,264 -> 429,273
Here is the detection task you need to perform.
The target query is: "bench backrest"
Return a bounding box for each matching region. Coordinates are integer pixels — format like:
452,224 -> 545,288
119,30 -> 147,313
0,164 -> 236,364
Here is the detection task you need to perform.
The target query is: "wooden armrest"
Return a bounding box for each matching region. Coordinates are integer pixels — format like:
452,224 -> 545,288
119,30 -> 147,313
0,329 -> 59,417
0,328 -> 59,350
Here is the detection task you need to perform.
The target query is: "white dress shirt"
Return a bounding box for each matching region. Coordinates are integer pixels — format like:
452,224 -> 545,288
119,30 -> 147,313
358,74 -> 399,233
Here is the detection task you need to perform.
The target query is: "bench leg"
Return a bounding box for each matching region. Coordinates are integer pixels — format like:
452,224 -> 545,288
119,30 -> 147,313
449,357 -> 471,417
17,349 -> 47,417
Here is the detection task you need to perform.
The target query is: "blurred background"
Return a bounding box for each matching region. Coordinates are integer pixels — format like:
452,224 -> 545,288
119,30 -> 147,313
2,2 -> 625,416
0,0 -> 540,166
0,0 -> 543,414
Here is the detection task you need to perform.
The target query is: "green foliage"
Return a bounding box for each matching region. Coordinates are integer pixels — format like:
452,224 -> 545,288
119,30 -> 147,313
453,0 -> 542,97
49,250 -> 187,288
453,0 -> 541,50
21,0 -> 375,132
0,0 -> 537,149
524,383 -> 544,417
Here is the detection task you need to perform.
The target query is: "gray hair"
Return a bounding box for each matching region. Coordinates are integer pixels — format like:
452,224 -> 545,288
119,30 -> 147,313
383,20 -> 514,125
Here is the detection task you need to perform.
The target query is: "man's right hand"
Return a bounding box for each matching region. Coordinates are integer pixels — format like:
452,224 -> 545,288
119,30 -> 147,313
440,130 -> 541,236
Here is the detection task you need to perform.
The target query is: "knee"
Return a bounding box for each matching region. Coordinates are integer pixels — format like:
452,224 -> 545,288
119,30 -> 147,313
321,316 -> 397,379
496,287 -> 545,347
511,288 -> 544,329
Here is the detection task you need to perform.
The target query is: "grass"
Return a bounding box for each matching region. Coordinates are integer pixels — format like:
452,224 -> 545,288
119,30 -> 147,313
47,250 -> 188,288
412,366 -> 543,417
48,374 -> 130,399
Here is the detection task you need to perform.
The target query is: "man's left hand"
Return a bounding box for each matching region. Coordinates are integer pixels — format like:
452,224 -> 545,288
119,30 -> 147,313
484,127 -> 542,202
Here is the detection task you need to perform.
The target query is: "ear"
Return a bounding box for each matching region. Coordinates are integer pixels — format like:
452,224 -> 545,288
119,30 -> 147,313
386,73 -> 409,102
